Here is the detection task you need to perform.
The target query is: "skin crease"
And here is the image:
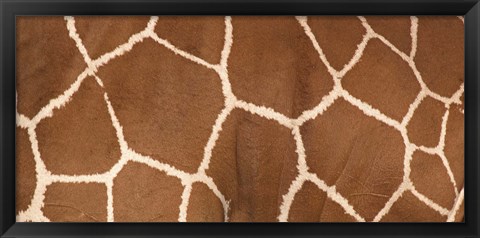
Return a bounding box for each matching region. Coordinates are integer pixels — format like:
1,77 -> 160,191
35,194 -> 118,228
15,16 -> 464,222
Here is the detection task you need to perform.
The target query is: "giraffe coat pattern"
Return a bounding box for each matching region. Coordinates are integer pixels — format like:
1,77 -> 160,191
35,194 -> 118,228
15,16 -> 464,222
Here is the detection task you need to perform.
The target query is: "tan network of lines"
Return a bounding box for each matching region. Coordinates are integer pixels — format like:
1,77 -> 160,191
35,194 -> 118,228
16,16 -> 464,222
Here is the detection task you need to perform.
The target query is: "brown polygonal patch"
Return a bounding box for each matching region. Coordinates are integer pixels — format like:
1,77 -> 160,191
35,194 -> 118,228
206,109 -> 298,222
288,181 -> 326,222
308,16 -> 366,70
342,39 -> 420,121
97,38 -> 224,174
43,183 -> 107,222
37,77 -> 120,175
410,151 -> 456,209
380,191 -> 445,222
75,16 -> 151,60
228,16 -> 334,118
444,108 -> 464,190
365,16 -> 413,54
301,99 -> 404,221
406,97 -> 446,147
113,162 -> 183,222
186,182 -> 224,222
319,200 -> 357,222
16,128 -> 36,213
16,17 -> 87,118
415,16 -> 464,97
36,77 -> 121,175
155,16 -> 226,64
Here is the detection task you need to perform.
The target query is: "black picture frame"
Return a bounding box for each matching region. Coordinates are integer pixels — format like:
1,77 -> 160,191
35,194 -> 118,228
1,0 -> 479,237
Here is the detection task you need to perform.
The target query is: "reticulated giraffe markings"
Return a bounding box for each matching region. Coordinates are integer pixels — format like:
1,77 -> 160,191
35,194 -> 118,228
16,16 -> 464,222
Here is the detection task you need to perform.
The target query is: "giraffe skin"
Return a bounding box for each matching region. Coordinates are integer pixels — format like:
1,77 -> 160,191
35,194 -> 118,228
15,16 -> 464,222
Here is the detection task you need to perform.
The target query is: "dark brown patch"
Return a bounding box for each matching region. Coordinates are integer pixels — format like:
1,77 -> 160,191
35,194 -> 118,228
308,16 -> 366,70
113,162 -> 183,222
206,109 -> 298,222
319,200 -> 357,222
444,108 -> 464,190
75,16 -> 151,60
16,128 -> 36,213
342,39 -> 420,121
410,151 -> 456,209
415,16 -> 464,97
288,181 -> 326,222
365,16 -> 413,54
36,77 -> 121,175
155,16 -> 225,64
301,99 -> 404,220
43,183 -> 107,222
186,182 -> 224,222
380,191 -> 445,222
16,17 -> 87,118
228,16 -> 334,118
97,39 -> 224,174
406,97 -> 446,147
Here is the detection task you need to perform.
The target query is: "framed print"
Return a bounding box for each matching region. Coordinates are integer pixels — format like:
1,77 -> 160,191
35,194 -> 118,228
1,0 -> 479,237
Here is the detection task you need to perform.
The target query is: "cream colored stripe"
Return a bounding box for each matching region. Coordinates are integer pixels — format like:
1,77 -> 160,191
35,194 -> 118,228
30,69 -> 90,125
278,176 -> 307,222
438,152 -> 459,196
447,188 -> 464,222
178,183 -> 193,222
65,17 -> 96,71
337,32 -> 373,78
410,16 -> 419,59
295,85 -> 341,126
197,105 -> 235,173
341,89 -> 402,130
149,32 -> 217,70
234,100 -> 295,129
401,90 -> 426,127
220,16 -> 233,69
16,113 -> 31,129
307,173 -> 366,222
373,182 -> 409,222
296,16 -> 338,78
410,187 -> 449,216
190,173 -> 231,221
106,181 -> 114,222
